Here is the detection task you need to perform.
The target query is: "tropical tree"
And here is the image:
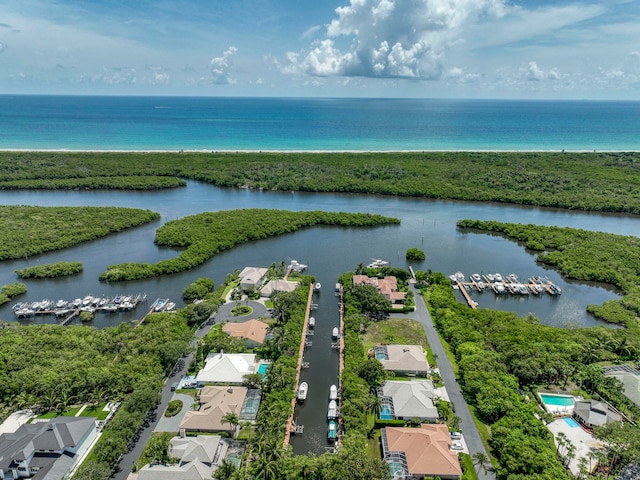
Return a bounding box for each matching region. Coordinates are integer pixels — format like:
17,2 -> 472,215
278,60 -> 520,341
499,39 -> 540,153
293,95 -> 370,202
222,411 -> 239,438
472,451 -> 491,475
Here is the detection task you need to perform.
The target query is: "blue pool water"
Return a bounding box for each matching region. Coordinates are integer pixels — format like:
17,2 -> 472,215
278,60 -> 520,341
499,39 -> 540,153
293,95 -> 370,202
563,417 -> 580,428
380,406 -> 393,420
257,363 -> 269,378
375,352 -> 386,360
540,393 -> 575,407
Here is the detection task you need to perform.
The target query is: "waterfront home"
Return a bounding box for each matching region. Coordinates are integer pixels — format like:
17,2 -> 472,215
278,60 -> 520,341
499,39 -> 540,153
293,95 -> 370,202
381,424 -> 462,480
0,417 -> 97,480
222,319 -> 269,348
196,352 -> 257,386
374,344 -> 429,376
260,279 -> 298,297
137,435 -> 226,480
180,386 -> 247,434
352,275 -> 406,306
604,365 -> 640,408
238,267 -> 268,291
573,399 -> 623,429
377,380 -> 438,423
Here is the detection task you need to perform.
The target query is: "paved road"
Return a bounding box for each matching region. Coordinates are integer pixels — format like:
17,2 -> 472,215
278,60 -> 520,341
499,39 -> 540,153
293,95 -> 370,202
409,283 -> 496,480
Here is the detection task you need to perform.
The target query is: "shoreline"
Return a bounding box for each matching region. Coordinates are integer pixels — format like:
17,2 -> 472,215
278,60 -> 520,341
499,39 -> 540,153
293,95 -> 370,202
1,148 -> 638,154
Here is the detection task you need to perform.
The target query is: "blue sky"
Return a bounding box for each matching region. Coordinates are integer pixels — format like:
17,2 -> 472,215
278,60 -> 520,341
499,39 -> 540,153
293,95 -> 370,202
0,0 -> 638,99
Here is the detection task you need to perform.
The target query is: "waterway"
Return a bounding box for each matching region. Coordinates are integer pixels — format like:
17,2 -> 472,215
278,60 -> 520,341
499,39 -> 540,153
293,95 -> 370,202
0,181 -> 636,454
290,286 -> 341,455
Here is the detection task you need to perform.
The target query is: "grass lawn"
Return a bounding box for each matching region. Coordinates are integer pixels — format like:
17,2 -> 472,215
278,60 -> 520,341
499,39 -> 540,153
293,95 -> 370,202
461,453 -> 479,480
79,403 -> 110,420
366,429 -> 382,460
221,281 -> 240,301
37,405 -> 83,419
362,318 -> 429,352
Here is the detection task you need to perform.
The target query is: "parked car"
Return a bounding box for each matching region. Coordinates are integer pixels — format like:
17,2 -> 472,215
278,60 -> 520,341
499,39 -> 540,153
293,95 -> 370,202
450,431 -> 462,439
170,382 -> 179,391
451,441 -> 464,451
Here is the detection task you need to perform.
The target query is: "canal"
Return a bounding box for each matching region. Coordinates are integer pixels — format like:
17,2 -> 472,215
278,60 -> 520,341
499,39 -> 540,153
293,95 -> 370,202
290,282 -> 341,455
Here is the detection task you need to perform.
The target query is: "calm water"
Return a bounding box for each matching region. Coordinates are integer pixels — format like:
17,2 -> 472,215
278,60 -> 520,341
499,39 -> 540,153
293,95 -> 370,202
0,95 -> 639,151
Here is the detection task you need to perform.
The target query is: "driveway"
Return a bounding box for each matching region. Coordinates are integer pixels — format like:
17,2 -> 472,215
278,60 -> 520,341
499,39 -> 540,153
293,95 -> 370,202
410,283 -> 496,480
154,393 -> 195,433
212,300 -> 268,324
548,417 -> 604,476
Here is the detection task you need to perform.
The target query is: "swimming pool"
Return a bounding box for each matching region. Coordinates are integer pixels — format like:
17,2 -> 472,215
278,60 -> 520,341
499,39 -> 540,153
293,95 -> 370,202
380,406 -> 393,420
539,393 -> 575,407
563,416 -> 580,428
257,363 -> 269,378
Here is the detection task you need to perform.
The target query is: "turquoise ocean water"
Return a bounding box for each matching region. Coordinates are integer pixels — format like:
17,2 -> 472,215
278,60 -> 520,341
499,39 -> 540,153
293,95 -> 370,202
0,95 -> 639,151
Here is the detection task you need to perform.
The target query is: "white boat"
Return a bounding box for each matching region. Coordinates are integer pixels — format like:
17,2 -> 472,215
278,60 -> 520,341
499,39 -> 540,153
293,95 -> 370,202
486,274 -> 495,282
327,400 -> 338,419
494,283 -> 506,294
367,259 -> 389,269
289,260 -> 308,272
155,300 -> 166,311
55,299 -> 67,309
332,327 -> 339,340
309,317 -> 315,328
314,282 -> 321,292
477,281 -> 485,290
71,298 -> 82,308
471,273 -> 481,282
329,384 -> 338,400
455,272 -> 465,282
494,273 -> 503,282
82,295 -> 93,307
335,283 -> 341,292
165,302 -> 176,311
297,382 -> 308,402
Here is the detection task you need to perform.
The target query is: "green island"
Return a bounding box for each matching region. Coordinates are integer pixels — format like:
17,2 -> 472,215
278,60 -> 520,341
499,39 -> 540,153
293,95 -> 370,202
457,219 -> 640,332
0,205 -> 160,260
0,175 -> 186,190
1,151 -> 640,214
99,209 -> 399,281
16,261 -> 83,279
0,282 -> 27,305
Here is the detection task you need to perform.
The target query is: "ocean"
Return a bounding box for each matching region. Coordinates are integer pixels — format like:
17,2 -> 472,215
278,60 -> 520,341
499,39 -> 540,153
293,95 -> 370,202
0,95 -> 639,151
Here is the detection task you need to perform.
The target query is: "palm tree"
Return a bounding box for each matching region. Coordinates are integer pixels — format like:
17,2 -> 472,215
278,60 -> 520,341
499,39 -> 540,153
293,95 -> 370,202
222,411 -> 239,438
472,452 -> 491,475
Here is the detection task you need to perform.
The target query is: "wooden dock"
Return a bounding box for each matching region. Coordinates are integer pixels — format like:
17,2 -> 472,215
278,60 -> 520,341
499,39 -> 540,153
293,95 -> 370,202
455,281 -> 477,309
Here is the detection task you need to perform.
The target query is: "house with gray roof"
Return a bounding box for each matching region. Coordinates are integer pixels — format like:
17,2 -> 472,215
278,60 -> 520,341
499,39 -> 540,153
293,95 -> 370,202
374,345 -> 429,376
573,399 -> 622,429
238,267 -> 268,291
0,417 -> 97,480
377,380 -> 438,422
137,435 -> 227,480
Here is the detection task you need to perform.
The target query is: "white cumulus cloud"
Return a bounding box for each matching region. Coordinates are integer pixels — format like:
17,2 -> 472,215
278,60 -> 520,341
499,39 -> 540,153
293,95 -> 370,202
285,0 -> 506,80
210,46 -> 238,85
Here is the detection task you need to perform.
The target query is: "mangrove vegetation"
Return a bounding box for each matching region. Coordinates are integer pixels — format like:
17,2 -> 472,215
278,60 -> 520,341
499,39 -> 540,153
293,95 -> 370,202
0,205 -> 160,260
1,151 -> 640,214
16,261 -> 83,279
99,209 -> 399,281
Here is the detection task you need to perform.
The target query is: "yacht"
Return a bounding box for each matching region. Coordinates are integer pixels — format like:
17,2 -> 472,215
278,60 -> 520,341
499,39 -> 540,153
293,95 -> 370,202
494,273 -> 503,282
314,282 -> 321,292
332,327 -> 339,340
367,259 -> 389,269
471,273 -> 481,282
327,400 -> 338,420
297,382 -> 308,402
289,260 -> 308,272
329,384 -> 338,400
486,274 -> 495,282
309,317 -> 315,328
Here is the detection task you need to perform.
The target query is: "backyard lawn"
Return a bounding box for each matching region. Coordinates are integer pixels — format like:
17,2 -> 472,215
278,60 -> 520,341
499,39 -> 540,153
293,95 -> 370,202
362,318 -> 428,351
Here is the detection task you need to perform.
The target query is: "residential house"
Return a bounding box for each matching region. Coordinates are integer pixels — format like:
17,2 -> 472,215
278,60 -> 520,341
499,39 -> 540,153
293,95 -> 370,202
377,380 -> 438,423
260,279 -> 298,298
238,267 -> 268,291
180,386 -> 247,434
196,353 -> 257,386
573,399 -> 622,429
137,435 -> 227,480
604,366 -> 640,408
381,424 -> 462,480
374,345 -> 429,376
0,417 -> 97,480
222,319 -> 269,348
353,275 -> 406,306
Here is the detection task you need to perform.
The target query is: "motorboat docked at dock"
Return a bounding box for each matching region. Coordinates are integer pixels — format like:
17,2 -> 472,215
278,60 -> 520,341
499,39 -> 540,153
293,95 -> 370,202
327,420 -> 337,442
314,282 -> 321,292
367,258 -> 389,269
332,327 -> 339,340
289,260 -> 307,272
308,317 -> 315,328
329,384 -> 338,400
297,382 -> 308,402
327,400 -> 338,420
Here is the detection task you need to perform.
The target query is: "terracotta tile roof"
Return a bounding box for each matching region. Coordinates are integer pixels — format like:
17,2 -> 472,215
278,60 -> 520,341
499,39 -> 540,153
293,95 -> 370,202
180,386 -> 247,432
222,319 -> 269,345
384,425 -> 462,478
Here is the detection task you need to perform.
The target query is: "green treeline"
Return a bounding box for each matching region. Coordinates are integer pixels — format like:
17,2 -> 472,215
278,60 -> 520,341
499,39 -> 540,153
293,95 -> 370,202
0,175 -> 185,190
16,261 -> 83,279
424,272 -> 640,479
0,205 -> 160,260
0,282 -> 27,306
457,219 -> 640,330
1,151 -> 640,213
100,209 -> 399,281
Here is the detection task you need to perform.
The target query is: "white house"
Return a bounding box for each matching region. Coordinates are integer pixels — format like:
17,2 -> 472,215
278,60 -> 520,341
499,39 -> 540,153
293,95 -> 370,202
378,380 -> 439,423
196,353 -> 257,386
238,267 -> 268,291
